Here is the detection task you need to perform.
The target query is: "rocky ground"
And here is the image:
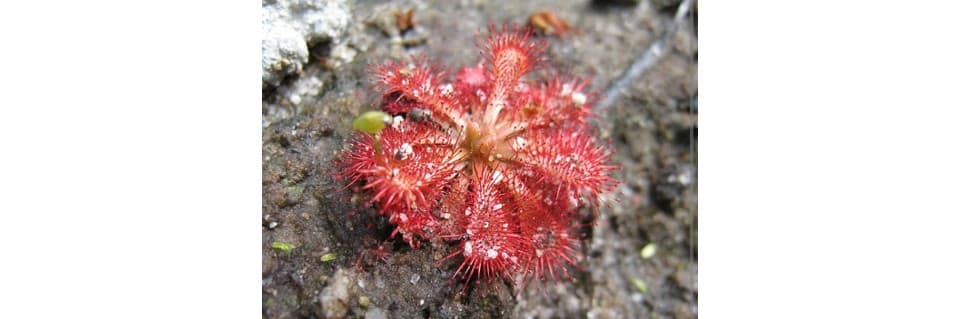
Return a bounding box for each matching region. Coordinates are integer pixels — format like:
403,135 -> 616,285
262,0 -> 697,317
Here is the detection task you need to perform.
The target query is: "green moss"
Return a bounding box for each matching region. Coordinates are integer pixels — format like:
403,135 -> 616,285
285,185 -> 305,204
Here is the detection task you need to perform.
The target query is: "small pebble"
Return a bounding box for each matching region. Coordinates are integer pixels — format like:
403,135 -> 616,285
320,269 -> 356,318
365,307 -> 387,319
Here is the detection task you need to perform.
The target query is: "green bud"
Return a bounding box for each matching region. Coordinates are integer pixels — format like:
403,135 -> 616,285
640,243 -> 657,259
631,278 -> 648,293
320,252 -> 338,262
272,242 -> 295,253
353,111 -> 392,134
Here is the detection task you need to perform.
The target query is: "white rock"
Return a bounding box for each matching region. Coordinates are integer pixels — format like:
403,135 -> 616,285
365,308 -> 387,319
319,269 -> 356,318
262,0 -> 351,87
261,20 -> 308,87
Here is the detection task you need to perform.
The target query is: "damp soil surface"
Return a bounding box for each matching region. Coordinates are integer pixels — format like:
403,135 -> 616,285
263,0 -> 697,318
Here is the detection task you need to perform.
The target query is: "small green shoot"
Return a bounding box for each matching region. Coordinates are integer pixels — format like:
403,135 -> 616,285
631,278 -> 648,294
640,243 -> 657,259
272,242 -> 295,253
320,252 -> 338,262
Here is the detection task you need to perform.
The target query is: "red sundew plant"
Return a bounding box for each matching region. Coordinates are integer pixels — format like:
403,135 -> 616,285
337,24 -> 617,288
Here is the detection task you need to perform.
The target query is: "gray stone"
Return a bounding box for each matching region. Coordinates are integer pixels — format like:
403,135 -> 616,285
319,269 -> 357,318
364,307 -> 387,319
262,0 -> 351,87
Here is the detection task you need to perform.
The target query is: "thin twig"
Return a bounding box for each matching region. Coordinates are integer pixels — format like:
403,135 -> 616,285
594,0 -> 694,113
